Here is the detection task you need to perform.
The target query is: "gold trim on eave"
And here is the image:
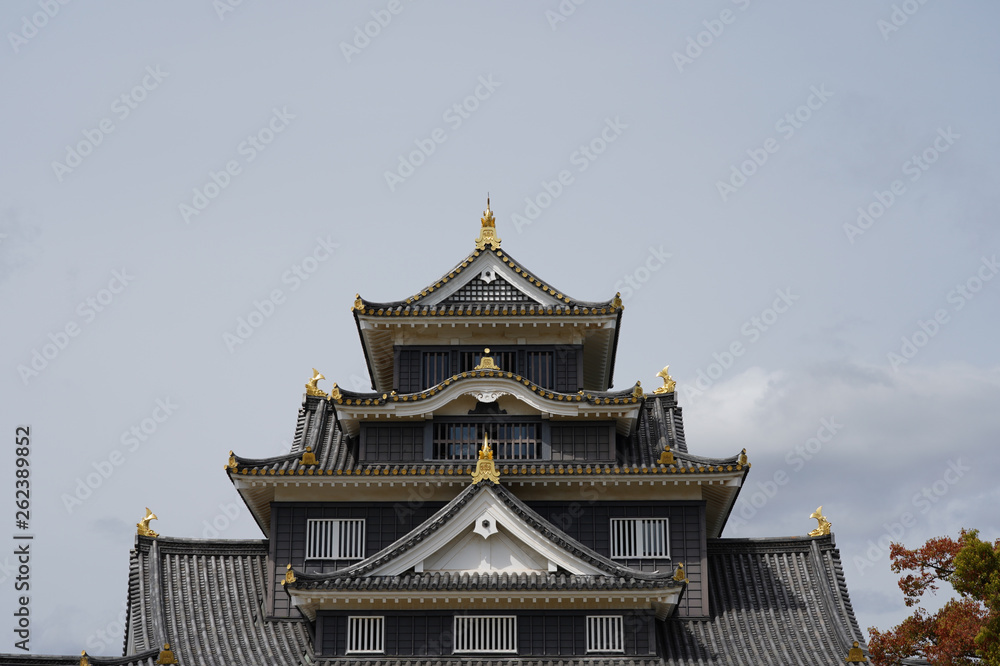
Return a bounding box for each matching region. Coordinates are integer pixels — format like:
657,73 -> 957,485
281,563 -> 296,586
301,446 -> 317,466
474,196 -> 502,250
471,434 -> 501,485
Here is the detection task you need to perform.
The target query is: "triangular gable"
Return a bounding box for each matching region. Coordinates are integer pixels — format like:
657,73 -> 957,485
419,251 -> 555,308
368,484 -> 607,576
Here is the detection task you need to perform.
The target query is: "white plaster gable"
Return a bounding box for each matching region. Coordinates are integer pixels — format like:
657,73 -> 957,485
367,486 -> 607,576
422,526 -> 549,573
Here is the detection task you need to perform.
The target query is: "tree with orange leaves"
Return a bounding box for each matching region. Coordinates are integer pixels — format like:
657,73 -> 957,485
868,529 -> 1000,665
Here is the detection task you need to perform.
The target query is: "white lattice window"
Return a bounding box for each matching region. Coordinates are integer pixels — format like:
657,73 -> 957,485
586,615 -> 624,653
453,616 -> 517,653
610,518 -> 669,558
346,616 -> 384,654
306,519 -> 365,559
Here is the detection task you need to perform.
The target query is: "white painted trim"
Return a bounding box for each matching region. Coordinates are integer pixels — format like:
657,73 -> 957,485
367,486 -> 608,576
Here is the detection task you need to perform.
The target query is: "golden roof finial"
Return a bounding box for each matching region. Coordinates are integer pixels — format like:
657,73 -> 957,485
612,292 -> 624,310
226,450 -> 237,471
281,563 -> 296,586
672,563 -> 689,583
738,448 -> 748,466
657,446 -> 675,465
155,642 -> 178,664
79,651 -> 91,666
809,506 -> 832,537
305,368 -> 328,397
654,366 -> 676,394
475,195 -> 501,250
353,293 -> 363,311
137,507 -> 159,538
300,446 -> 317,466
471,433 -> 500,484
846,641 -> 868,663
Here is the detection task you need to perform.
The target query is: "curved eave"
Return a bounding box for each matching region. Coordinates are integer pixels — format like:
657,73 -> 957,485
332,374 -> 643,437
229,466 -> 747,539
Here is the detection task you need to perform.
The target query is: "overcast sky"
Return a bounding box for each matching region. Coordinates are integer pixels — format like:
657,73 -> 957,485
1,0 -> 998,657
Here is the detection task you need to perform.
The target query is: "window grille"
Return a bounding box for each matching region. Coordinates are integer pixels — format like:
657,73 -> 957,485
453,616 -> 517,653
423,351 -> 450,387
610,518 -> 669,558
306,519 -> 365,560
346,616 -> 385,654
432,421 -> 540,460
442,276 -> 532,303
586,616 -> 624,653
527,351 -> 554,388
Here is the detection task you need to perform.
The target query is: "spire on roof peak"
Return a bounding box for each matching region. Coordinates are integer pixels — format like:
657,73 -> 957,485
475,194 -> 501,250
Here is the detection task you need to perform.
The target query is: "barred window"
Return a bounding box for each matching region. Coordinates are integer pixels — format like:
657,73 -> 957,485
610,518 -> 669,558
586,616 -> 624,653
346,616 -> 384,654
306,519 -> 365,560
453,616 -> 517,653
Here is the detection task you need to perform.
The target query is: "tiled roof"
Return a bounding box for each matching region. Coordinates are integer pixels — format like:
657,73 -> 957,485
289,481 -> 682,591
317,657 -> 663,666
355,248 -> 621,314
0,535 -> 867,665
229,395 -> 737,479
292,571 -> 681,592
124,537 -> 311,665
329,371 -> 643,407
0,655 -> 157,665
659,535 -> 869,665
